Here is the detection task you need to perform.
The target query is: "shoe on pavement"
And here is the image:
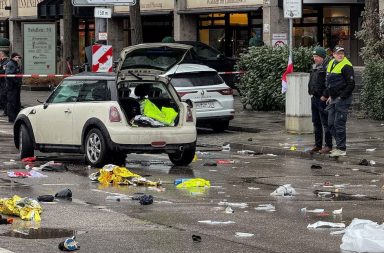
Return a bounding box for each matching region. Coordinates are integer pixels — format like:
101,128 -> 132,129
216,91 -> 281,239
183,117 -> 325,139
329,149 -> 346,157
319,147 -> 332,154
310,146 -> 322,154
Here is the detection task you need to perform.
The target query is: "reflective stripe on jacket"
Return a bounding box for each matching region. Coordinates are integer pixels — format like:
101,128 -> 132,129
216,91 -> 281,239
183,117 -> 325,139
326,57 -> 352,98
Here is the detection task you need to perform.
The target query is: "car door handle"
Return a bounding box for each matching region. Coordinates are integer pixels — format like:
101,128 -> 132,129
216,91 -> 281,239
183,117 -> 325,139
64,109 -> 72,113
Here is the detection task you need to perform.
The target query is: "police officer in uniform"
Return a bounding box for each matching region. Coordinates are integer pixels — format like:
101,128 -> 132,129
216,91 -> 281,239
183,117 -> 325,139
325,46 -> 355,157
6,52 -> 22,123
0,51 -> 9,116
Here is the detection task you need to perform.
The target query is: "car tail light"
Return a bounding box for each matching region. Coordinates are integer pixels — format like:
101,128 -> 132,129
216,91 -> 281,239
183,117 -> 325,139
209,88 -> 233,95
151,141 -> 166,147
109,106 -> 121,122
186,106 -> 193,122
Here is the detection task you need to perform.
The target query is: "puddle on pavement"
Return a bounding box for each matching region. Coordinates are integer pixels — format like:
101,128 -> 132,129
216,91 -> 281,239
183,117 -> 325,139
0,228 -> 86,239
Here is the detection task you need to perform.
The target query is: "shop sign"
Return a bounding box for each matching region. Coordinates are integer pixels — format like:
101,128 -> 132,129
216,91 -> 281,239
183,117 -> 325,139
114,0 -> 173,13
0,0 -> 10,18
272,33 -> 287,47
186,0 -> 263,9
23,23 -> 56,74
283,0 -> 302,18
18,0 -> 43,17
95,7 -> 112,18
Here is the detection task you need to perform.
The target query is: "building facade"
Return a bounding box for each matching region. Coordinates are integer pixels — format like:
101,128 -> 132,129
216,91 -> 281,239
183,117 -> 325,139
4,0 -> 367,74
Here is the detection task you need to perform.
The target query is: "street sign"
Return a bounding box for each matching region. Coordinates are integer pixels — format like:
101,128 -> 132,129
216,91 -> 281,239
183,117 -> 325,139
72,0 -> 136,6
95,7 -> 112,18
98,32 -> 108,41
283,0 -> 302,18
92,45 -> 113,72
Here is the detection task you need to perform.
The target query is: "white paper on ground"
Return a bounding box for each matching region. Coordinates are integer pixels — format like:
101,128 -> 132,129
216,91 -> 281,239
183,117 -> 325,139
301,208 -> 324,213
218,201 -> 248,208
340,218 -> 384,252
307,221 -> 345,229
198,220 -> 235,225
248,187 -> 260,190
235,232 -> 254,237
225,206 -> 234,213
270,184 -> 296,196
255,204 -> 276,212
366,148 -> 376,152
332,208 -> 343,215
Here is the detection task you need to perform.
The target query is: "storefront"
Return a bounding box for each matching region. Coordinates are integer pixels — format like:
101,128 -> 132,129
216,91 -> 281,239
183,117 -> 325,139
0,0 -> 10,39
293,0 -> 364,65
180,0 -> 263,57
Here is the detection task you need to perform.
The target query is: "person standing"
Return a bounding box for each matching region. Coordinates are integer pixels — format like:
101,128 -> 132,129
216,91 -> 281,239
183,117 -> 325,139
0,51 -> 9,116
325,46 -> 355,157
6,52 -> 22,123
308,47 -> 332,154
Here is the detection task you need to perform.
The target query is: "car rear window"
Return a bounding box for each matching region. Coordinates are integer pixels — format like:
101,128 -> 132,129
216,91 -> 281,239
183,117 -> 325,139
169,72 -> 223,87
121,47 -> 188,71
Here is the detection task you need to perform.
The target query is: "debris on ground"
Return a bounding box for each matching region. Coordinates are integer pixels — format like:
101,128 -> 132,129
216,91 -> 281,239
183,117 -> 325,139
332,208 -> 343,215
89,164 -> 160,186
266,154 -> 277,157
222,144 -> 230,152
174,178 -> 192,185
0,215 -> 13,225
138,195 -> 154,205
192,234 -> 202,242
290,146 -> 297,151
176,178 -> 211,188
37,161 -> 68,172
307,221 -> 345,229
37,195 -> 55,202
225,206 -> 234,213
203,161 -> 217,167
21,157 -> 37,163
248,187 -> 260,190
248,138 -> 253,141
235,232 -> 254,238
7,170 -> 47,178
198,220 -> 235,225
218,202 -> 248,208
0,195 -> 42,221
339,218 -> 384,252
237,150 -> 255,155
55,189 -> 72,200
366,148 -> 376,152
358,159 -> 376,166
58,236 -> 80,251
301,208 -> 324,214
270,184 -> 296,196
255,204 -> 276,212
216,159 -> 235,164
311,164 -> 322,169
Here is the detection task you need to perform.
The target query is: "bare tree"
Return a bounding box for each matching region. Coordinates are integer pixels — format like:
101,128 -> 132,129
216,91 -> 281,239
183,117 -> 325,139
129,0 -> 143,45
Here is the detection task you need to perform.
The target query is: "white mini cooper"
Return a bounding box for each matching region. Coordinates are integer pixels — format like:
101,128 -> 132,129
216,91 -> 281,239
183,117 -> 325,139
14,71 -> 197,167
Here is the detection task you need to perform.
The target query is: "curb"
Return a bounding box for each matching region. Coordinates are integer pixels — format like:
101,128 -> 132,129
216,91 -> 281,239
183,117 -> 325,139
228,142 -> 384,167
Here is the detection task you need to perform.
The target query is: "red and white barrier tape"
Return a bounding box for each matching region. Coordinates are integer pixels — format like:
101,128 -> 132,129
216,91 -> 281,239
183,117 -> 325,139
0,74 -> 71,78
218,71 -> 245,75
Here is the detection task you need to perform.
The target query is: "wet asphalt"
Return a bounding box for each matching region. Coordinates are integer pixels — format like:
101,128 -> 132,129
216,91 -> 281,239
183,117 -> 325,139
0,115 -> 384,252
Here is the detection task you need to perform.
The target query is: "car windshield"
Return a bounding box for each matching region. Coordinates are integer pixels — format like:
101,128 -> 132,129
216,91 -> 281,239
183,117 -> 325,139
169,72 -> 223,87
121,47 -> 188,71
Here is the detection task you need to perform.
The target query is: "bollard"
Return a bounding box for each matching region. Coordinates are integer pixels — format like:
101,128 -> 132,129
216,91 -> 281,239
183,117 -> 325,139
285,73 -> 313,134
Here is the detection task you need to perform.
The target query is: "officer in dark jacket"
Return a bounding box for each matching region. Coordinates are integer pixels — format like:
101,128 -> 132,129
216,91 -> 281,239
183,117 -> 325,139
6,52 -> 22,123
325,46 -> 355,157
308,46 -> 332,154
0,51 -> 9,116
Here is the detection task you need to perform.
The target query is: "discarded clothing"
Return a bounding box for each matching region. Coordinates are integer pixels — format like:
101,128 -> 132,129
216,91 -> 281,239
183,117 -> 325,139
141,99 -> 178,126
138,195 -> 153,205
40,161 -> 68,172
0,195 -> 42,221
59,236 -> 80,251
21,157 -> 36,163
55,189 -> 72,200
270,184 -> 296,196
176,178 -> 210,188
93,164 -> 160,186
8,171 -> 47,178
37,195 -> 55,202
340,218 -> 384,253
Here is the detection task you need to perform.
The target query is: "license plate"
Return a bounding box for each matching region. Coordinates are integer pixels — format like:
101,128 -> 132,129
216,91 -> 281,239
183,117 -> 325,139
196,102 -> 215,109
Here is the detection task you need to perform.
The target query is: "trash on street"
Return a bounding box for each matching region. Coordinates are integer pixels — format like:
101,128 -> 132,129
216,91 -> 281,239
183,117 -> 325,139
307,221 -> 345,229
58,236 -> 80,251
366,148 -> 376,152
218,202 -> 248,208
301,208 -> 324,214
216,159 -> 235,164
255,204 -> 276,212
266,154 -> 277,157
222,144 -> 230,152
248,187 -> 260,190
311,164 -> 322,169
174,178 -> 192,185
237,150 -> 256,155
38,161 -> 68,172
340,218 -> 384,253
235,232 -> 254,238
332,208 -> 343,215
192,234 -> 202,242
198,220 -> 235,225
0,195 -> 42,221
0,215 -> 13,225
203,162 -> 217,167
270,184 -> 296,196
55,189 -> 72,200
176,178 -> 211,188
21,157 -> 37,163
8,170 -> 47,178
225,206 -> 234,213
37,195 -> 55,202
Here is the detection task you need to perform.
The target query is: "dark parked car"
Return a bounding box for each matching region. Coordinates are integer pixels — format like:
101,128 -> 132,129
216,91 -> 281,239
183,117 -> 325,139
176,41 -> 238,88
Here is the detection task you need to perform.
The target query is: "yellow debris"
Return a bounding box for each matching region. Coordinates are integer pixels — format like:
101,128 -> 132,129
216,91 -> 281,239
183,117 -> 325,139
0,195 -> 42,221
176,178 -> 211,188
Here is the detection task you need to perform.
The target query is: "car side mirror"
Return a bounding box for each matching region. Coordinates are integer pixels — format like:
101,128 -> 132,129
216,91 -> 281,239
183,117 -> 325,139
43,103 -> 48,109
185,99 -> 193,108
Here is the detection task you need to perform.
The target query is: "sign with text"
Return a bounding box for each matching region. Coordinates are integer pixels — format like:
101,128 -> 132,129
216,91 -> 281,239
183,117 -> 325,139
23,23 -> 56,74
272,34 -> 287,47
95,7 -> 112,18
186,0 -> 263,9
0,0 -> 10,18
72,0 -> 135,5
114,0 -> 173,12
283,0 -> 302,18
18,0 -> 43,17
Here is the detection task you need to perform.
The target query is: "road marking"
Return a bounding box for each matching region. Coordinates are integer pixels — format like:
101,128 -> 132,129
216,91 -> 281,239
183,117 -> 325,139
0,248 -> 15,253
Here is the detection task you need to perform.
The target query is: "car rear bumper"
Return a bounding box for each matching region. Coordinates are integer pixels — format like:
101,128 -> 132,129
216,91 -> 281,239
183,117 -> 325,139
197,115 -> 234,123
109,142 -> 196,154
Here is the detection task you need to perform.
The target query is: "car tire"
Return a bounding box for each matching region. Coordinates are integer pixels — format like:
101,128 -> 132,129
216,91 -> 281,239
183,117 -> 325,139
110,152 -> 126,166
212,120 -> 229,133
84,128 -> 108,167
19,124 -> 34,159
168,145 -> 196,166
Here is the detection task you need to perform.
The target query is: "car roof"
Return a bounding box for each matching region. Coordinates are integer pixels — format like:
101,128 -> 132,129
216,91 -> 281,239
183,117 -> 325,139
120,43 -> 193,55
66,72 -> 116,80
163,64 -> 217,76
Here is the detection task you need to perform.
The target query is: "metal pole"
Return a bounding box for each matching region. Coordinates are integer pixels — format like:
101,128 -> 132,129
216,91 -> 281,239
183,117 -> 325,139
289,17 -> 293,59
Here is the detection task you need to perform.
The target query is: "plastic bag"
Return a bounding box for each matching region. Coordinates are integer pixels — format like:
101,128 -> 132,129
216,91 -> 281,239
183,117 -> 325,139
270,184 -> 296,196
176,178 -> 210,188
340,218 -> 384,252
